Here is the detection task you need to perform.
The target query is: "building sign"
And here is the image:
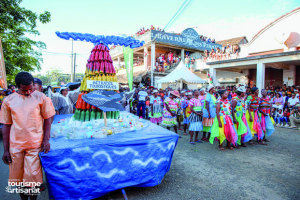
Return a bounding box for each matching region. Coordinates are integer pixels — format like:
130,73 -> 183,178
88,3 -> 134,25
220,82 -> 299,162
0,38 -> 7,89
151,28 -> 222,51
87,80 -> 119,90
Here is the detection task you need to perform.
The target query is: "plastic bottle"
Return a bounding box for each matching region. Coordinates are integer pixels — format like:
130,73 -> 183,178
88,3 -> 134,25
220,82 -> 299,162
80,110 -> 86,122
85,110 -> 90,122
74,109 -> 81,120
90,110 -> 96,121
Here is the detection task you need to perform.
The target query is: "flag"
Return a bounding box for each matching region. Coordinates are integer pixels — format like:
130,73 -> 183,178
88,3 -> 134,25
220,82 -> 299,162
123,47 -> 133,90
207,72 -> 213,84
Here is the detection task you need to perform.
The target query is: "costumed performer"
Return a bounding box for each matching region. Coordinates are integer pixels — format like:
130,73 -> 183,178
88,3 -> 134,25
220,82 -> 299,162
210,90 -> 238,151
176,91 -> 185,130
162,90 -> 181,137
231,86 -> 252,147
259,89 -> 275,142
149,89 -> 163,125
202,86 -> 217,141
187,90 -> 204,144
246,87 -> 267,145
181,91 -> 192,135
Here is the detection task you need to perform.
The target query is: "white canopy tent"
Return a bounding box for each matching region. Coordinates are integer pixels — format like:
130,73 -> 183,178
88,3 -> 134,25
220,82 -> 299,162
157,61 -> 206,88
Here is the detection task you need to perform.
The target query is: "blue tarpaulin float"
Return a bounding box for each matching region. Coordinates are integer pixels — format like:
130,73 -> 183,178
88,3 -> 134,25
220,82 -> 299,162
40,113 -> 179,200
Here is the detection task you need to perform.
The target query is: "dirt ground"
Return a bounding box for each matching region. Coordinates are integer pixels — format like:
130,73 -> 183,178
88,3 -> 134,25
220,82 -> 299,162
0,126 -> 300,200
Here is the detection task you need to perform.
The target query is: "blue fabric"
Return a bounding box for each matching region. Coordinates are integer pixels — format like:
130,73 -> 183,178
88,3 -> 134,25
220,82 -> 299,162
264,115 -> 275,137
203,94 -> 216,118
189,122 -> 203,131
40,114 -> 178,200
137,101 -> 146,118
183,117 -> 190,124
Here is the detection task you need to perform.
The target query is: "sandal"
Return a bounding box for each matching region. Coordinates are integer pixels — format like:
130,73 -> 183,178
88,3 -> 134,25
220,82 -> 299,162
190,142 -> 195,145
240,143 -> 247,147
232,145 -> 240,149
258,140 -> 268,145
226,146 -> 234,150
218,146 -> 225,151
183,133 -> 187,135
195,140 -> 202,143
263,139 -> 270,142
201,137 -> 209,142
248,141 -> 255,146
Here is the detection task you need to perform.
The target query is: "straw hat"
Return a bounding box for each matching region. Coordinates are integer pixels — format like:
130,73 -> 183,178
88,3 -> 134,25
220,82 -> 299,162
170,90 -> 180,98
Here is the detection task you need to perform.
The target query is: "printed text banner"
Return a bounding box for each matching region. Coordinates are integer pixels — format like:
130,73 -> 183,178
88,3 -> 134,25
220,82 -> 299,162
87,80 -> 119,90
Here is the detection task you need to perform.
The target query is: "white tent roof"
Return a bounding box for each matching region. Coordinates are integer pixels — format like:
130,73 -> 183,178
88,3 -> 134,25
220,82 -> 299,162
157,61 -> 206,84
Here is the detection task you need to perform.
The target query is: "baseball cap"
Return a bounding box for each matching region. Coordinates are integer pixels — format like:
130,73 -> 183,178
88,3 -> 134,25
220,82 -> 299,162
34,78 -> 42,86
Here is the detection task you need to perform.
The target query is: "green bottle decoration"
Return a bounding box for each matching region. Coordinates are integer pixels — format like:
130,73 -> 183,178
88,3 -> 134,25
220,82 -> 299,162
90,110 -> 96,120
107,111 -> 111,119
96,111 -> 101,119
85,110 -> 90,122
74,109 -> 80,120
80,110 -> 86,122
100,111 -> 104,119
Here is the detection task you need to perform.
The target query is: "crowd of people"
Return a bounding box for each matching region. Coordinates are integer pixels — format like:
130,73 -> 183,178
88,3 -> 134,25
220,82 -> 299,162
155,52 -> 181,72
136,25 -> 163,36
203,44 -> 241,63
199,35 -> 215,43
128,84 -> 300,150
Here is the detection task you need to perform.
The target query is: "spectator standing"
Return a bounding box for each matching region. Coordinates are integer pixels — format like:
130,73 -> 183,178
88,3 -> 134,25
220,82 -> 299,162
137,88 -> 148,119
226,44 -> 231,59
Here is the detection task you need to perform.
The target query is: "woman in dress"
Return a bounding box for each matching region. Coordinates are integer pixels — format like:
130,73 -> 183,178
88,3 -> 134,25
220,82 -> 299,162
202,86 -> 217,141
182,91 -> 193,135
210,90 -> 238,151
187,90 -> 204,145
246,87 -> 266,145
162,90 -> 180,136
149,89 -> 163,125
232,86 -> 252,147
259,89 -> 275,142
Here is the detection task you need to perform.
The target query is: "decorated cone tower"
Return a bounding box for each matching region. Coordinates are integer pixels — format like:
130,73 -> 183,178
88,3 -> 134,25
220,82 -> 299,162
75,43 -> 119,122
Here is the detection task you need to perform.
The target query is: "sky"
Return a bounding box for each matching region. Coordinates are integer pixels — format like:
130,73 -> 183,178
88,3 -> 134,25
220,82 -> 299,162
19,0 -> 300,75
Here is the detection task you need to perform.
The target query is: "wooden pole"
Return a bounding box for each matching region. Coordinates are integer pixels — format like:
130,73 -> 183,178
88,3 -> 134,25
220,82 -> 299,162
103,112 -> 107,127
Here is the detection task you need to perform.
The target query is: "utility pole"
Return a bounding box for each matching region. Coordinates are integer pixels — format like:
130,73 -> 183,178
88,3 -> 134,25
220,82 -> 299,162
48,70 -> 50,85
70,39 -> 74,82
73,53 -> 76,82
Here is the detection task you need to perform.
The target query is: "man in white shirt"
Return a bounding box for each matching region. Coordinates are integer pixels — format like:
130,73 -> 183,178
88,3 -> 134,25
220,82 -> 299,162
137,88 -> 148,118
288,93 -> 299,108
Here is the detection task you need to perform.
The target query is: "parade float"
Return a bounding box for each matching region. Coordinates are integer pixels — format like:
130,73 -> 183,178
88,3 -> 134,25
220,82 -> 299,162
40,32 -> 179,200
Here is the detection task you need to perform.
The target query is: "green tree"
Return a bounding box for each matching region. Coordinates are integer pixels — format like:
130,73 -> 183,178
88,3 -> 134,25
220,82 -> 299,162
0,0 -> 51,84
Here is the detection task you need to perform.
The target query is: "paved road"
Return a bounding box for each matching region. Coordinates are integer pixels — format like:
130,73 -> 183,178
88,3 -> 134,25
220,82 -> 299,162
1,126 -> 300,200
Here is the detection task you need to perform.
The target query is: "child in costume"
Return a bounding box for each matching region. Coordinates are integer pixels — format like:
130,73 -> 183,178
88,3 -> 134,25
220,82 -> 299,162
162,90 -> 180,136
210,90 -> 238,150
149,89 -> 162,125
231,86 -> 252,147
187,90 -> 204,145
181,91 -> 193,135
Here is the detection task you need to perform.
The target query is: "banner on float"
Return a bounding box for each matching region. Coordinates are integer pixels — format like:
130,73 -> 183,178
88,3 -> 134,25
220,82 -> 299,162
123,46 -> 133,90
0,39 -> 7,89
87,80 -> 119,90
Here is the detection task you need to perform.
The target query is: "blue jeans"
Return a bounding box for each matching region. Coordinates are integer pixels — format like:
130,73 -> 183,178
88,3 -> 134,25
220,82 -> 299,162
275,117 -> 289,124
137,101 -> 146,118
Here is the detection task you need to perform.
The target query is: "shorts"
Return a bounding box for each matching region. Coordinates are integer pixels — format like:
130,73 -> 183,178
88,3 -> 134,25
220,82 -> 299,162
9,148 -> 43,186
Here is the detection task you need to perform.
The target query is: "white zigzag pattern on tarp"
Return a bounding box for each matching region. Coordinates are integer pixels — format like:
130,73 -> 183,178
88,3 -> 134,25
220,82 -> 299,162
132,157 -> 169,167
72,147 -> 93,153
113,147 -> 139,156
92,151 -> 112,163
58,159 -> 90,171
96,169 -> 125,179
147,140 -> 176,152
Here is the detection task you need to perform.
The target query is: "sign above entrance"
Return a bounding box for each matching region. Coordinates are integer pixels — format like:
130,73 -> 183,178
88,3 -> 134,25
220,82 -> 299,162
151,28 -> 221,51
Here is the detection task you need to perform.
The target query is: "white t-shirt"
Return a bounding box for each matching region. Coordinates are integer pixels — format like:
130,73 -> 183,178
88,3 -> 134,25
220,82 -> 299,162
138,91 -> 148,101
159,56 -> 163,62
288,97 -> 299,106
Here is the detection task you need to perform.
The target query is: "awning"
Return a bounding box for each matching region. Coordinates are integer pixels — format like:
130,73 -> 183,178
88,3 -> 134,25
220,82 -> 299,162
157,61 -> 206,84
117,70 -> 147,84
